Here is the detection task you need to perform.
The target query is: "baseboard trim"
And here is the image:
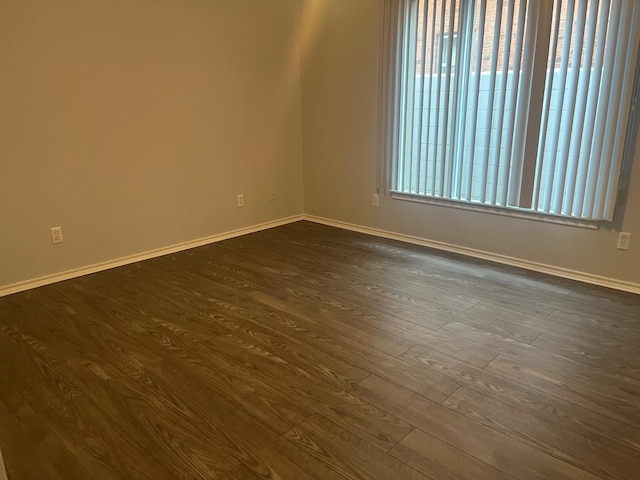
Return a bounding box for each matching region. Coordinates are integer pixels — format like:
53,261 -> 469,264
302,215 -> 640,295
4,213 -> 638,297
0,215 -> 304,298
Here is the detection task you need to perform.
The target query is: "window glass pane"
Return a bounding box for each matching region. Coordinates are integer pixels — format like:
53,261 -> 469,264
399,0 -> 531,205
534,0 -> 637,220
391,0 -> 639,221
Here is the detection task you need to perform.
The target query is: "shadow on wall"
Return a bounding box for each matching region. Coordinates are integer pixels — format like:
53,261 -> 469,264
611,48 -> 640,232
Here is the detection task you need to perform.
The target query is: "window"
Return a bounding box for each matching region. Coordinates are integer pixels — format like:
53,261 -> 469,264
381,0 -> 640,222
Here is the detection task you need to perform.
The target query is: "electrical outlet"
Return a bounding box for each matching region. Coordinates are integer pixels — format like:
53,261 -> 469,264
372,193 -> 379,207
237,194 -> 244,208
50,226 -> 64,244
617,232 -> 631,250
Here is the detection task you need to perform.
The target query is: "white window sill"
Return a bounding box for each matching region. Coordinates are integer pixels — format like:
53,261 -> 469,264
389,191 -> 600,230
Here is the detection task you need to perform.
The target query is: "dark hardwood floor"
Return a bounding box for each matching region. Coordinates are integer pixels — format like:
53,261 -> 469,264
0,220 -> 639,479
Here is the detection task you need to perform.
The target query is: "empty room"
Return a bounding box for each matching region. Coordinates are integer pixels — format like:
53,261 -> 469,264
1,0 -> 640,479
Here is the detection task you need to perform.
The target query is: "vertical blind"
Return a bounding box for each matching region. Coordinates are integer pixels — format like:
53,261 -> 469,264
388,0 -> 640,221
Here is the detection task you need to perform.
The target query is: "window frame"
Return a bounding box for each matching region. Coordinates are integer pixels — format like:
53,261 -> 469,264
378,0 -> 640,227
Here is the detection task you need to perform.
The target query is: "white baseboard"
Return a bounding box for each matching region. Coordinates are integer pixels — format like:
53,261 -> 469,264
3,213 -> 639,297
0,215 -> 304,298
302,215 -> 640,295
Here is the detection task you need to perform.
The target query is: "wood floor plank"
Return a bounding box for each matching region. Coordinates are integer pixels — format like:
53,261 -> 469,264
435,319 -> 640,396
460,288 -> 559,318
115,250 -> 420,359
0,331 -> 157,480
132,360 -> 351,480
215,239 -> 480,313
0,321 -> 85,403
0,393 -> 91,480
567,283 -> 640,308
24,286 -> 311,437
67,379 -> 238,479
352,375 -> 602,480
485,355 -> 640,424
246,291 -> 460,401
0,447 -> 6,480
400,344 -> 640,453
220,465 -> 264,480
531,332 -> 640,380
444,386 -> 639,480
548,308 -> 640,343
77,346 -> 347,480
284,414 -> 428,480
247,291 -> 416,357
6,293 -> 320,480
21,383 -> 181,479
51,289 -> 320,435
218,228 -> 481,310
198,334 -> 412,452
449,303 -> 544,342
555,293 -> 640,325
1,221 -> 639,479
472,302 -> 640,346
440,311 -> 542,344
130,263 -> 458,406
78,282 -> 414,452
251,288 -> 437,351
271,222 -> 574,300
0,311 -> 240,480
390,428 -> 517,480
463,302 -> 640,354
37,304 -> 345,480
415,329 -> 498,368
437,321 -> 535,354
196,248 -> 461,332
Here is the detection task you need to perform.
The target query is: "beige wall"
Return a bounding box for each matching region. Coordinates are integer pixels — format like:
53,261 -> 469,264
0,0 -> 304,288
301,0 -> 640,285
2,0 -> 639,292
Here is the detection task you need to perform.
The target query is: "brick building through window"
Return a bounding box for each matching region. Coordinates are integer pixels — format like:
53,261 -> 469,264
415,0 -> 578,76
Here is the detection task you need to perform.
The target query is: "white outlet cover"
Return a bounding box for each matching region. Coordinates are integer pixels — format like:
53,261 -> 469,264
617,232 -> 631,250
50,227 -> 64,244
